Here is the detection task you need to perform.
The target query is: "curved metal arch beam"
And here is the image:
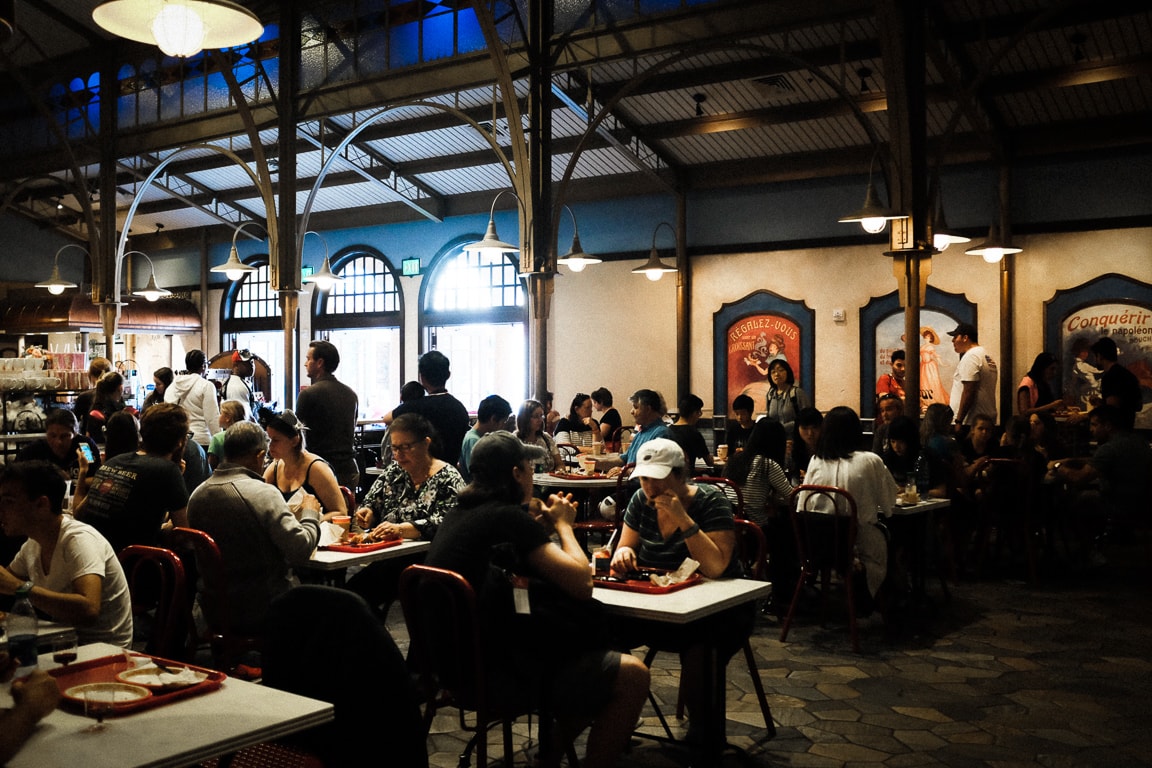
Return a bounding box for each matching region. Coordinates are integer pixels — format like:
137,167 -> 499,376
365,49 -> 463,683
112,144 -> 277,306
554,41 -> 890,235
297,99 -> 517,249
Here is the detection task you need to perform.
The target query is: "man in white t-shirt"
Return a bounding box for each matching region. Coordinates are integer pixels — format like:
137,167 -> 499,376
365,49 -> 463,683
0,461 -> 133,648
948,322 -> 998,428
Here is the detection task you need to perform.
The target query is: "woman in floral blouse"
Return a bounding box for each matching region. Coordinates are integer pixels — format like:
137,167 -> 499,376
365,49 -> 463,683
348,412 -> 463,617
355,413 -> 463,542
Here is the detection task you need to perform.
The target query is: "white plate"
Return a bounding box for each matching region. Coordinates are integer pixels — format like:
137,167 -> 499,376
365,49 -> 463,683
63,682 -> 151,703
117,664 -> 208,689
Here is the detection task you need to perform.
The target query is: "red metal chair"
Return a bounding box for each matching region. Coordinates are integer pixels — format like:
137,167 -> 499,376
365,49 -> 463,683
694,476 -> 746,519
338,485 -> 356,515
664,518 -> 776,737
117,545 -> 189,660
167,527 -> 263,671
781,484 -> 862,653
399,564 -> 532,767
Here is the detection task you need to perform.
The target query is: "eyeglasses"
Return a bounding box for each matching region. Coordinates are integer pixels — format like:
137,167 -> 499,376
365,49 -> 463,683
392,439 -> 424,454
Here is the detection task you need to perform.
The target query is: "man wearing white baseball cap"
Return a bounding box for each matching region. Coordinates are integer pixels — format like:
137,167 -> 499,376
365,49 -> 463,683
610,438 -> 753,752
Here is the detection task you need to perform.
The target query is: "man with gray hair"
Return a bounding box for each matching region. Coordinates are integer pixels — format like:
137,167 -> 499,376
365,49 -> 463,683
600,389 -> 673,477
187,421 -> 337,633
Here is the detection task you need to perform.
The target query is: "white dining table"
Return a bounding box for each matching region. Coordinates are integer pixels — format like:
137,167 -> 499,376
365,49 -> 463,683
593,576 -> 771,624
5,643 -> 333,768
301,538 -> 430,571
594,576 -> 771,759
532,472 -> 619,490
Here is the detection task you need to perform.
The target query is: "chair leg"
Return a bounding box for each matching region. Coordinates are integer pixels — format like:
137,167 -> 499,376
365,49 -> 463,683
641,646 -> 677,740
844,573 -> 859,654
502,719 -> 514,768
740,641 -> 776,739
778,569 -> 809,643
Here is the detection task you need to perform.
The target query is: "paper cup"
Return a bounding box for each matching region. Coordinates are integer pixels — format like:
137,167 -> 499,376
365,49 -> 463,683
717,444 -> 729,461
332,515 -> 351,533
581,458 -> 598,475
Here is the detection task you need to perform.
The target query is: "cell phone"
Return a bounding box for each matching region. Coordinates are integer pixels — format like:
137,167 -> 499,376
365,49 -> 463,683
78,443 -> 96,462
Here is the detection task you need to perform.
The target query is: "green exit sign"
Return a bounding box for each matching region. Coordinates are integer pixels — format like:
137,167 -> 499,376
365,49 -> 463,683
402,257 -> 421,277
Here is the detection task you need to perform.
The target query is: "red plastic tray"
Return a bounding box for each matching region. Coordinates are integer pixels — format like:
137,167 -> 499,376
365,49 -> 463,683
594,572 -> 703,594
320,537 -> 404,553
548,471 -> 610,480
49,654 -> 225,716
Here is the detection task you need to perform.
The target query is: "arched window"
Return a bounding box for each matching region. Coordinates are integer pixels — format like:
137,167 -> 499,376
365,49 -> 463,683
422,245 -> 527,411
220,257 -> 287,401
312,249 -> 403,419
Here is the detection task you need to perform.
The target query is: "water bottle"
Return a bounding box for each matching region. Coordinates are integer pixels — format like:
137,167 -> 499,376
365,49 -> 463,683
915,452 -> 930,495
6,589 -> 39,678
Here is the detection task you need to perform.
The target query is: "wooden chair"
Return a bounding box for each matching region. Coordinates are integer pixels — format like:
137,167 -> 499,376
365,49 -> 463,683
781,484 -> 862,653
399,564 -> 530,768
694,476 -> 745,519
167,527 -> 263,672
117,545 -> 189,660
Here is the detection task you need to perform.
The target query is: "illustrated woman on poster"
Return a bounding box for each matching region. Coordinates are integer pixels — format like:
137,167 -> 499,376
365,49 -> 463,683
743,332 -> 787,377
919,326 -> 949,411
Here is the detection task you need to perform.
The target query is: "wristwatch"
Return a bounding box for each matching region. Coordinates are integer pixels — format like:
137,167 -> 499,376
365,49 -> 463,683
15,580 -> 33,597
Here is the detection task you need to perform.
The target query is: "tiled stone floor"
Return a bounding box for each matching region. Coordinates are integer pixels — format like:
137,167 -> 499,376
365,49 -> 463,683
393,539 -> 1152,767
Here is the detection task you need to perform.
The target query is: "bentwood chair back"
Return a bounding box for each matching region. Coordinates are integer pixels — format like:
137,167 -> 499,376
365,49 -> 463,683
338,485 -> 356,515
695,476 -> 746,519
117,545 -> 189,660
782,484 -> 862,652
400,564 -> 529,768
167,526 -> 263,671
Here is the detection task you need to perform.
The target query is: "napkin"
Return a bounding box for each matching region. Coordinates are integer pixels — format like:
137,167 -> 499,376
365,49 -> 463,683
318,521 -> 345,546
131,664 -> 207,687
649,558 -> 700,587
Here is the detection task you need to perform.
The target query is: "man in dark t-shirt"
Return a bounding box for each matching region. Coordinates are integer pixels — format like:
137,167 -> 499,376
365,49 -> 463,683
16,409 -> 101,480
1090,337 -> 1143,429
387,351 -> 469,465
74,403 -> 189,553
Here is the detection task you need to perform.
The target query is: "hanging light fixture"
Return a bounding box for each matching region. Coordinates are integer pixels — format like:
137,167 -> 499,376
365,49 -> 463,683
632,222 -> 678,282
555,206 -> 601,273
931,197 -> 970,252
462,190 -> 521,256
126,251 -> 172,302
301,230 -> 343,291
92,0 -> 263,58
964,223 -> 1022,264
838,154 -> 904,234
211,221 -> 261,281
36,244 -> 85,295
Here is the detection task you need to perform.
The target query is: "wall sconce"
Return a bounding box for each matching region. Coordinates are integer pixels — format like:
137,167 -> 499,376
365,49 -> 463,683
632,222 -> 678,282
839,155 -> 903,234
36,243 -> 85,295
126,250 -> 172,301
555,206 -> 601,273
462,190 -> 521,256
301,230 -> 342,291
964,223 -> 1022,264
93,0 -> 263,58
212,221 -> 262,281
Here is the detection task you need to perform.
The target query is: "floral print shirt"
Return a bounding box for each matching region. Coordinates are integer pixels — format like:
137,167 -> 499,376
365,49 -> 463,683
360,461 -> 464,540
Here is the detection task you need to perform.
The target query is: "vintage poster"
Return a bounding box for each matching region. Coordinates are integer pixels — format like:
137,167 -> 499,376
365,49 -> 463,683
726,314 -> 802,413
1060,302 -> 1152,428
875,309 -> 959,414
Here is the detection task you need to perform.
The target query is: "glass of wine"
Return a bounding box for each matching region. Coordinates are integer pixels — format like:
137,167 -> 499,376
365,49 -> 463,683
52,631 -> 78,667
84,688 -> 114,732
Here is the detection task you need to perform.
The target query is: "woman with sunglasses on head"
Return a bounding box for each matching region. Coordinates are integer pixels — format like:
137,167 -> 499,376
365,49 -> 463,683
263,410 -> 347,517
